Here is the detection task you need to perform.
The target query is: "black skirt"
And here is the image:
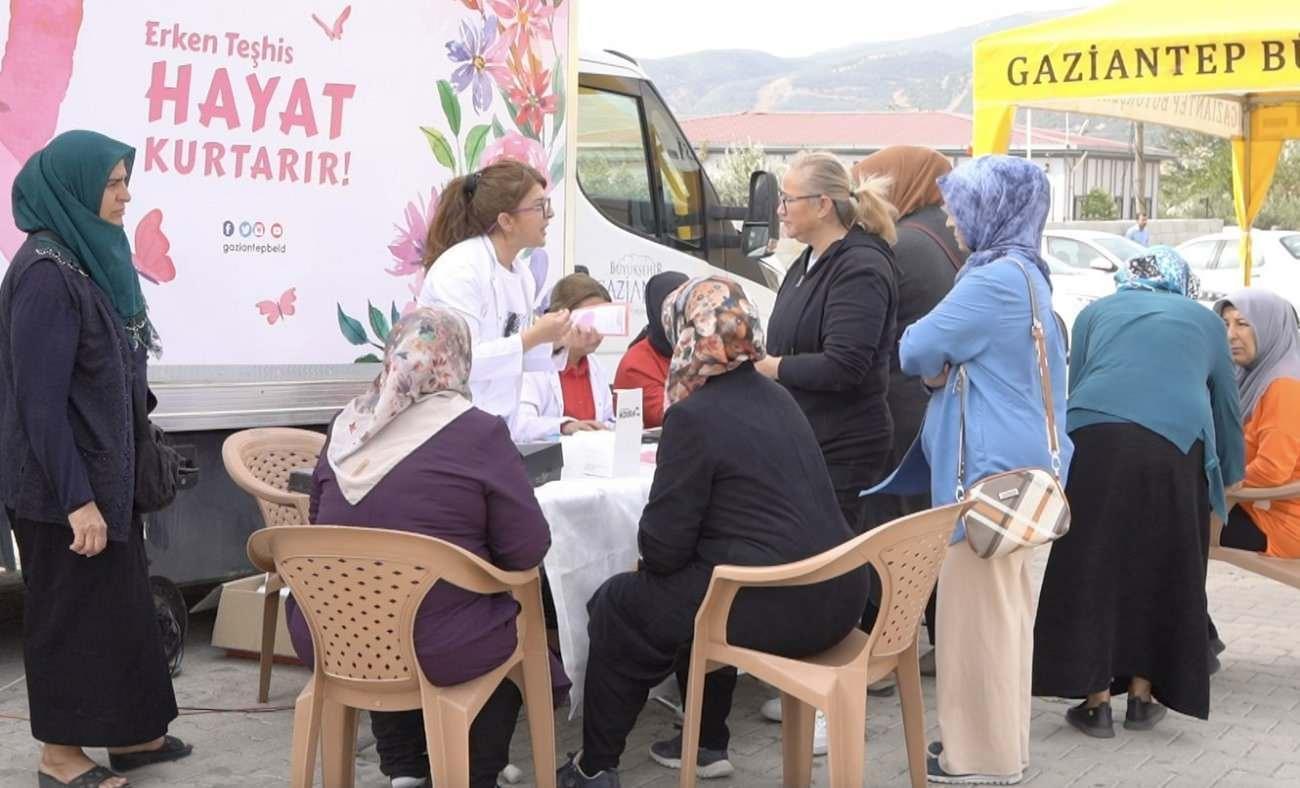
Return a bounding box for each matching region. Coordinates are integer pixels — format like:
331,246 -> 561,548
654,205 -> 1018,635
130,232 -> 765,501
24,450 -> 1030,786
10,513 -> 178,746
1032,423 -> 1213,719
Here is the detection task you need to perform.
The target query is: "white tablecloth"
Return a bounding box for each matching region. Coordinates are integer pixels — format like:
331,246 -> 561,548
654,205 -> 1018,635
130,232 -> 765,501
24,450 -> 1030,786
536,464 -> 654,714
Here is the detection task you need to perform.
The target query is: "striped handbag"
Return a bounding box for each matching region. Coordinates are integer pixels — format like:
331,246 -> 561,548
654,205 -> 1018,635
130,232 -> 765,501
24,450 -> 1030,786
955,260 -> 1070,560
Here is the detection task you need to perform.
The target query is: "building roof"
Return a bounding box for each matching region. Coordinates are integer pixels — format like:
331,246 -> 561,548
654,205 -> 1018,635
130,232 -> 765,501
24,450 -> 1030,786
678,110 -> 1170,158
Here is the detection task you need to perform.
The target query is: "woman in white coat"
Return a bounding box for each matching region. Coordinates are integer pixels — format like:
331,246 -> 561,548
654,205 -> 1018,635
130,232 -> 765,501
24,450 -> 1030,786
515,274 -> 616,442
418,159 -> 584,432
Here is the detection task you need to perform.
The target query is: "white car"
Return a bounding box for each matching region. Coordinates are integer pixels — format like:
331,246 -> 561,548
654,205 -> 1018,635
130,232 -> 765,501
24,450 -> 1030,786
1176,229 -> 1300,305
1045,252 -> 1113,339
1042,229 -> 1149,275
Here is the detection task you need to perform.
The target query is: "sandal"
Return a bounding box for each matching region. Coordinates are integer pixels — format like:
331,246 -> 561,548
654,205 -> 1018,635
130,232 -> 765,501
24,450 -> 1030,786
37,765 -> 130,787
107,735 -> 193,772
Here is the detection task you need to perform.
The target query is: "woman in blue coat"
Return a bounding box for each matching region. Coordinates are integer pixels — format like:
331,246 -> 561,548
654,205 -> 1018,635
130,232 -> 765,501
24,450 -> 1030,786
869,155 -> 1072,785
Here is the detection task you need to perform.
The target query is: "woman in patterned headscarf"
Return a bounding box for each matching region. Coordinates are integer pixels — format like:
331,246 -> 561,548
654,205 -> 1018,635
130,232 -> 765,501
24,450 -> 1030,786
1034,246 -> 1243,742
558,277 -> 869,786
286,307 -> 568,788
866,155 -> 1072,785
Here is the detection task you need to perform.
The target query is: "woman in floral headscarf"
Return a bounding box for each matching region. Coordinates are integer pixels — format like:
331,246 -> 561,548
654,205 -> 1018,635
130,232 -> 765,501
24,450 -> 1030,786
558,277 -> 868,786
866,155 -> 1072,785
1034,247 -> 1243,742
286,307 -> 567,788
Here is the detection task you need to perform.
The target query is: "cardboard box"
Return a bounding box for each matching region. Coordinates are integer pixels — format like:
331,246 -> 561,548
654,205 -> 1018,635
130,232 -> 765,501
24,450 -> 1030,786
191,574 -> 300,661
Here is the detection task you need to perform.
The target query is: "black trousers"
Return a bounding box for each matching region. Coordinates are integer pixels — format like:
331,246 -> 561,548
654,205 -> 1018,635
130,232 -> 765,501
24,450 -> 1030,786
580,562 -> 865,773
1208,506 -> 1269,644
369,680 -> 522,788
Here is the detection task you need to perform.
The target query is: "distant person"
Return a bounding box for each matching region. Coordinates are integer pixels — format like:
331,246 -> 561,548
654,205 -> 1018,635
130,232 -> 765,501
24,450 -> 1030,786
1034,248 -> 1244,738
1125,212 -> 1151,246
1214,289 -> 1300,558
613,271 -> 689,429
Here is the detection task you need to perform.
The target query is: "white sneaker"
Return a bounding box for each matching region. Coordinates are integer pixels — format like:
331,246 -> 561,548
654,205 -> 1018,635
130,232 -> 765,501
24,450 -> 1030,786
760,698 -> 829,758
391,778 -> 428,788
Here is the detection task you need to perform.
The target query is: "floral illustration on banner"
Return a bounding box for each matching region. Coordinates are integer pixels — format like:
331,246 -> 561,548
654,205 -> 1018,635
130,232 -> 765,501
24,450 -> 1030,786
337,0 -> 568,358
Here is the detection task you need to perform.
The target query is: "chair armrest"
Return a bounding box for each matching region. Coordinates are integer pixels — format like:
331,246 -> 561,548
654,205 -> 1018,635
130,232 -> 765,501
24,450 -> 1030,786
1231,481 -> 1300,503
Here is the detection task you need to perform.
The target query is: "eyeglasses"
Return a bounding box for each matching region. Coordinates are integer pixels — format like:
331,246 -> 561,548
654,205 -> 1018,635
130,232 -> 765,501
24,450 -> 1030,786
510,197 -> 554,219
778,192 -> 823,212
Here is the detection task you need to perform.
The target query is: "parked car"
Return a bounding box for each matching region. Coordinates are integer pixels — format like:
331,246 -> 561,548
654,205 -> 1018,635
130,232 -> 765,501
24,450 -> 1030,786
1045,251 -> 1114,338
1042,229 -> 1149,274
1177,229 -> 1300,304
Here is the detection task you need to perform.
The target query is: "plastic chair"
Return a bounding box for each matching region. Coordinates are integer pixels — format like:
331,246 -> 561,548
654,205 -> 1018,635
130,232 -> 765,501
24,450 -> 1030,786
222,428 -> 324,703
1211,481 -> 1300,589
678,502 -> 971,788
247,525 -> 558,788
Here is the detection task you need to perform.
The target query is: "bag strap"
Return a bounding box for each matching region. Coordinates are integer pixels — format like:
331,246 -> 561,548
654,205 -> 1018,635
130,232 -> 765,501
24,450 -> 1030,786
900,219 -> 963,272
954,257 -> 1063,500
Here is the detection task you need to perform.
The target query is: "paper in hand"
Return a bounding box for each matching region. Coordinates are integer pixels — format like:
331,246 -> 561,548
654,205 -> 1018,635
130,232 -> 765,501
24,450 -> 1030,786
570,302 -> 630,336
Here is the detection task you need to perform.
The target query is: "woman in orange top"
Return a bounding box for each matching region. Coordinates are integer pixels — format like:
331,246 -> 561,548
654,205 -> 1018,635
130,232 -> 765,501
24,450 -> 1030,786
1216,289 -> 1300,558
614,271 -> 688,428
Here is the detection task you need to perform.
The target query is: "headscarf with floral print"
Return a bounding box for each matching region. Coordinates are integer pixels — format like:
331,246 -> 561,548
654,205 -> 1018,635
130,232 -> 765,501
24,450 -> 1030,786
327,307 -> 474,503
1115,245 -> 1201,299
662,276 -> 766,407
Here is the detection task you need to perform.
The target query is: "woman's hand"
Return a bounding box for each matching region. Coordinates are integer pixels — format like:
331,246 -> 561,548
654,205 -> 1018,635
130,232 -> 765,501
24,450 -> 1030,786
755,355 -> 782,379
561,419 -> 607,435
67,501 -> 109,557
923,364 -> 952,390
563,324 -> 603,357
522,309 -> 571,351
1225,481 -> 1245,497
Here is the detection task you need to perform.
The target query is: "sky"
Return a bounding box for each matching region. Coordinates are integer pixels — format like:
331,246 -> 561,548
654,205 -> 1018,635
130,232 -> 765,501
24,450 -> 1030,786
578,0 -> 1110,60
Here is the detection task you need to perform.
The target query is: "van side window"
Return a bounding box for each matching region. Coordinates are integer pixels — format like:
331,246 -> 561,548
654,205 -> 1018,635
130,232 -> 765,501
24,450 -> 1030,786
575,87 -> 656,237
644,99 -> 705,253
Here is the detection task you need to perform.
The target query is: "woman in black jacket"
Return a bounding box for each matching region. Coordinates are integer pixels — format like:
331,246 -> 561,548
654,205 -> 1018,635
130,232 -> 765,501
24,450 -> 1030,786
1,131 -> 192,788
757,150 -> 900,533
557,277 -> 869,786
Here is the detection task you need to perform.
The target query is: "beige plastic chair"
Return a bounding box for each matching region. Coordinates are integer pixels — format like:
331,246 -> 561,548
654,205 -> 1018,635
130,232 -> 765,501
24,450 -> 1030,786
678,502 -> 972,788
247,525 -> 558,788
222,428 -> 324,703
1211,481 -> 1300,589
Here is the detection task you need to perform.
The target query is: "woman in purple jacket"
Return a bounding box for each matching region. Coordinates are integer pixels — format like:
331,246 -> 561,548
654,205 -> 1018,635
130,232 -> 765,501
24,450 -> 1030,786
285,307 -> 567,788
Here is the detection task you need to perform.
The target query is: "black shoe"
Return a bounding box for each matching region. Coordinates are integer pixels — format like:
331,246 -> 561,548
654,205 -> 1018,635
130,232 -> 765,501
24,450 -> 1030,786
648,734 -> 734,779
1210,636 -> 1227,656
108,736 -> 194,772
1125,696 -> 1168,731
557,753 -> 621,787
1209,647 -> 1222,676
1065,701 -> 1115,739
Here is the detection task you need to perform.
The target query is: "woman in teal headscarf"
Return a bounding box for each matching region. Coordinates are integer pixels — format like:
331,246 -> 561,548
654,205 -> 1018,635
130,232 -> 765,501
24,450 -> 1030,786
1034,246 -> 1244,738
1,131 -> 190,788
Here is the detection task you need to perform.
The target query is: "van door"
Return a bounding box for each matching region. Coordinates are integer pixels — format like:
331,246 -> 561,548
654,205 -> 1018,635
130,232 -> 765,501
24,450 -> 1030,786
574,75 -> 775,351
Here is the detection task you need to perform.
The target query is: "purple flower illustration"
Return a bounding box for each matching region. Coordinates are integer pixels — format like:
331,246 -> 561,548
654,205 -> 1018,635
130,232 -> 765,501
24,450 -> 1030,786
446,16 -> 511,112
388,187 -> 439,277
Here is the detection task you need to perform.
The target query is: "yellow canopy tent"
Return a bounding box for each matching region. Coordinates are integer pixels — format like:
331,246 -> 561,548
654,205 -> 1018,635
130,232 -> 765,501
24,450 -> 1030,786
970,0 -> 1300,283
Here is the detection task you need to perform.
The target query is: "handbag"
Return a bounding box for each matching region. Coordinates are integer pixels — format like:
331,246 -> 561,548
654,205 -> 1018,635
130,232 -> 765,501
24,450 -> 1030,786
955,259 -> 1070,559
133,386 -> 189,514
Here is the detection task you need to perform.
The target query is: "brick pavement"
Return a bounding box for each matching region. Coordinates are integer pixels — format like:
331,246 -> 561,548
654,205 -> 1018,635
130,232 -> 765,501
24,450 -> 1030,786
0,556 -> 1296,787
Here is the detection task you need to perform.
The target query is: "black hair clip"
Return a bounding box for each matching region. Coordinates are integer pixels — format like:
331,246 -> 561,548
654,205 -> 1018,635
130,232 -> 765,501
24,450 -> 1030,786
464,172 -> 480,198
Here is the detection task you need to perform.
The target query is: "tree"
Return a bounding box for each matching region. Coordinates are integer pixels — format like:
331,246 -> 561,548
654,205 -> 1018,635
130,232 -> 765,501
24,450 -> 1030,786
1161,133 -> 1300,227
710,139 -> 773,207
1080,188 -> 1119,220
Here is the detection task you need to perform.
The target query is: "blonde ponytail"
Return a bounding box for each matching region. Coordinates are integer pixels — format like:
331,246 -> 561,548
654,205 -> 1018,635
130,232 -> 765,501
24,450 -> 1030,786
852,175 -> 899,246
790,150 -> 899,245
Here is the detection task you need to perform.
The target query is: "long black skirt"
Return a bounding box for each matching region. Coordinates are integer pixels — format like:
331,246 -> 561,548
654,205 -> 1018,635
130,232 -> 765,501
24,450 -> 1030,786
11,513 -> 178,745
1032,423 -> 1213,719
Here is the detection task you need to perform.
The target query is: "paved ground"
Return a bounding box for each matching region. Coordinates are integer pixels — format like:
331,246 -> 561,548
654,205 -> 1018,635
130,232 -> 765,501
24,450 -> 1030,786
0,556 -> 1297,787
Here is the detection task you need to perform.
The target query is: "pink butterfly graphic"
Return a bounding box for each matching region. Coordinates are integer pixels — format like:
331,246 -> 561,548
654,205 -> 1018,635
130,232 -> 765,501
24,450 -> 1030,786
311,5 -> 352,41
132,208 -> 176,284
257,288 -> 297,325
